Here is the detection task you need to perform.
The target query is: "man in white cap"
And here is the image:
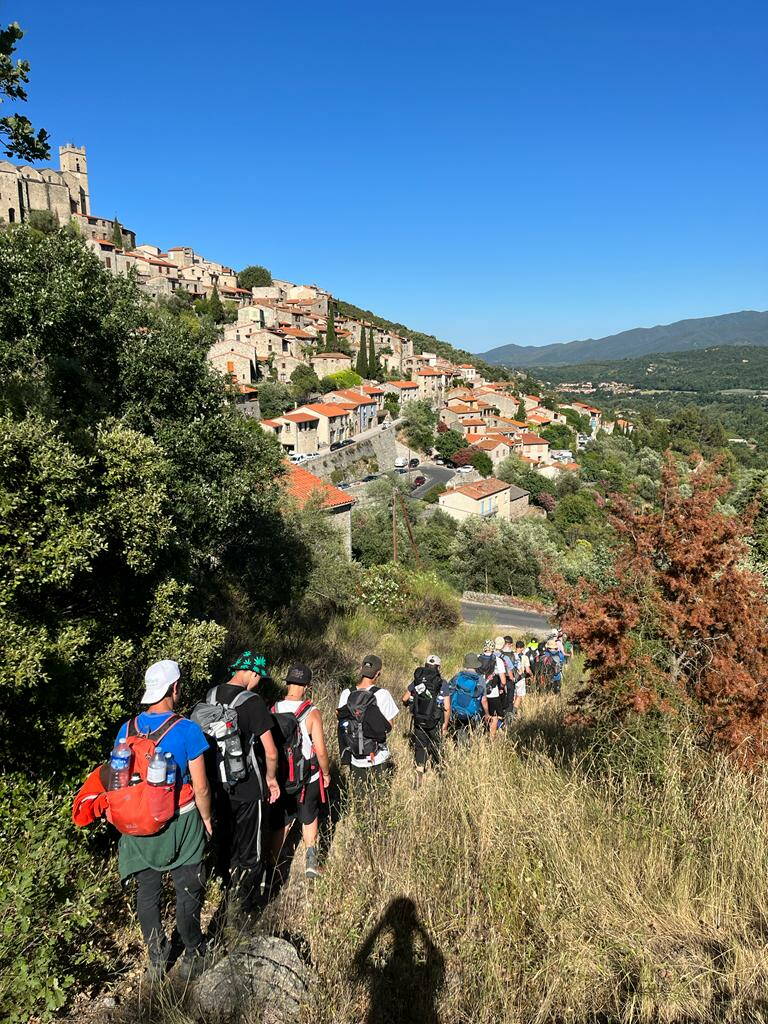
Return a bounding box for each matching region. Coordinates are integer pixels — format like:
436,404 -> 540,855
112,659 -> 212,983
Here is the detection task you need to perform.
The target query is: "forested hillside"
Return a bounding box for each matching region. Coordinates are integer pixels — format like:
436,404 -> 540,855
536,344 -> 768,392
478,310 -> 768,366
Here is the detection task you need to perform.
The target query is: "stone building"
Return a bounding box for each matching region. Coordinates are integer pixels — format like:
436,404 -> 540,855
438,478 -> 529,523
0,144 -> 90,226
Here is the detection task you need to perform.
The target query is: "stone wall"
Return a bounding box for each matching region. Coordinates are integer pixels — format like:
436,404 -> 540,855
307,425 -> 397,482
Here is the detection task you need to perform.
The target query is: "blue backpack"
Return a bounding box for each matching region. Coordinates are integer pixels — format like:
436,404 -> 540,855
450,672 -> 483,721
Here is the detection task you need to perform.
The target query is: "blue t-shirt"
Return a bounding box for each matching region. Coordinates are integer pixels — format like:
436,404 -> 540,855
115,712 -> 208,783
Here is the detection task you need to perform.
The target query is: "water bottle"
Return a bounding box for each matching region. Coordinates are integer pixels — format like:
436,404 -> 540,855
223,721 -> 246,783
108,741 -> 132,790
147,750 -> 167,786
164,752 -> 177,788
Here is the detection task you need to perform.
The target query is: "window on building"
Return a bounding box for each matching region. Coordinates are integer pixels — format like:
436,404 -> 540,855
105,257 -> 111,269
8,208 -> 14,223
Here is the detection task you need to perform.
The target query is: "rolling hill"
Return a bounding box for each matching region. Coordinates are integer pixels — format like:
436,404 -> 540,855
478,311 -> 768,367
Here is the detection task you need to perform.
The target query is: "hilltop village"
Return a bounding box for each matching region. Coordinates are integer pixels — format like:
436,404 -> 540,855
3,142 -> 635,538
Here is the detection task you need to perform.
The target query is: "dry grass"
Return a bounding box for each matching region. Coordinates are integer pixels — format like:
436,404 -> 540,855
113,612 -> 768,1023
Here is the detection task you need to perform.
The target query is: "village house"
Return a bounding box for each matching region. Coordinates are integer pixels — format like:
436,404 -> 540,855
385,380 -> 419,402
261,411 -> 321,455
311,352 -> 353,376
208,337 -> 258,385
438,478 -> 530,523
283,463 -> 356,558
470,435 -> 512,466
513,431 -> 550,464
294,403 -> 353,447
416,367 -> 449,403
327,390 -> 378,433
358,384 -> 386,414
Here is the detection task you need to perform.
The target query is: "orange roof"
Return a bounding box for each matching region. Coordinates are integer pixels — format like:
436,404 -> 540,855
284,463 -> 356,510
457,363 -> 474,369
461,417 -> 486,427
497,417 -> 528,428
518,432 -> 548,444
449,478 -> 509,500
361,385 -> 384,396
93,237 -> 115,247
282,327 -> 313,338
560,461 -> 580,471
416,368 -> 444,377
390,380 -> 418,389
466,433 -> 486,443
261,418 -> 282,428
526,395 -> 540,402
312,352 -> 352,360
448,402 -> 473,414
334,388 -> 375,405
301,403 -> 351,418
283,412 -> 320,424
473,438 -> 508,451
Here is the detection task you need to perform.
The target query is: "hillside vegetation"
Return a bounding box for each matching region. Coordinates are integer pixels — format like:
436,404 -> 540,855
535,344 -> 768,392
479,310 -> 768,367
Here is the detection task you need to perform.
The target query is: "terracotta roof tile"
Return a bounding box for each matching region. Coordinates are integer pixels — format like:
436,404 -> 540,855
301,403 -> 351,418
282,412 -> 320,424
284,463 -> 356,510
448,478 -> 510,500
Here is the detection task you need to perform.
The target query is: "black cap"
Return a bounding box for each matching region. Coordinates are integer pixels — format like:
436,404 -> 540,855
504,635 -> 514,644
515,639 -> 525,648
360,654 -> 382,678
285,664 -> 312,686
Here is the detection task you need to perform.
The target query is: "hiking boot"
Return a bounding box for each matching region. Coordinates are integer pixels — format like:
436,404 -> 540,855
176,946 -> 208,984
305,846 -> 323,879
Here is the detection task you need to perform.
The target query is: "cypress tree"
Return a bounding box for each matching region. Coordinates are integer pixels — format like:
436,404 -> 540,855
325,303 -> 338,352
368,329 -> 377,379
356,327 -> 369,377
111,216 -> 123,249
208,285 -> 224,323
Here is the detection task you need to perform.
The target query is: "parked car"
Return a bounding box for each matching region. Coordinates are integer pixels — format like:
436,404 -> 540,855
289,453 -> 308,464
434,458 -> 445,466
409,457 -> 420,468
411,475 -> 426,488
341,439 -> 355,448
330,441 -> 343,451
458,465 -> 474,473
361,474 -> 378,482
394,456 -> 408,468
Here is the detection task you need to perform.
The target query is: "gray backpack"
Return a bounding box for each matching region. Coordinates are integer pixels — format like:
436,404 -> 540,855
190,688 -> 264,793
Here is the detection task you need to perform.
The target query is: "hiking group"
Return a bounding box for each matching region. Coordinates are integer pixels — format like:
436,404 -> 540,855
72,630 -> 568,984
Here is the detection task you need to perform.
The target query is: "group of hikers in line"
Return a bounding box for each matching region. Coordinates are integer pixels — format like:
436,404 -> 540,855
72,631 -> 569,984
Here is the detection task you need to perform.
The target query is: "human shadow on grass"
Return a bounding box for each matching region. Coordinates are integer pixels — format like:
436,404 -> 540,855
352,896 -> 444,1024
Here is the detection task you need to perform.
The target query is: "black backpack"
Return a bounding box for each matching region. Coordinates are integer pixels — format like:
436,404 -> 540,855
271,700 -> 315,797
409,667 -> 443,729
338,686 -> 391,761
477,652 -> 496,680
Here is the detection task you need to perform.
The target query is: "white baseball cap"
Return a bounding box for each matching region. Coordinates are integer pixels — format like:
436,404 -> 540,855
425,654 -> 441,667
141,659 -> 180,705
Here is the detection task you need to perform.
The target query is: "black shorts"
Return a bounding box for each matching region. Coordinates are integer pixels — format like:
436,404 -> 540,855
268,779 -> 323,830
486,696 -> 503,718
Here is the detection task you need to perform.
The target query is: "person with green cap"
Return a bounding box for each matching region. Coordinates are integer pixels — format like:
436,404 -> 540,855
208,651 -> 279,914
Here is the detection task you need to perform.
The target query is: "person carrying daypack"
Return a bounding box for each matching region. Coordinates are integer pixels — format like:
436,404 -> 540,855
447,654 -> 487,743
337,655 -> 399,795
78,660 -> 213,984
191,650 -> 279,915
513,639 -> 532,714
536,633 -> 565,694
401,655 -> 449,787
480,637 -> 509,739
268,664 -> 331,879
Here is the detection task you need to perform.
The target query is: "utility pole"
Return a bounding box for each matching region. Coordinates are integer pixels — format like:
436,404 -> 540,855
397,490 -> 421,567
392,494 -> 398,563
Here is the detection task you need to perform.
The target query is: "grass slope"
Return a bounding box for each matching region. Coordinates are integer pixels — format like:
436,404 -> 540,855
98,610 -> 768,1024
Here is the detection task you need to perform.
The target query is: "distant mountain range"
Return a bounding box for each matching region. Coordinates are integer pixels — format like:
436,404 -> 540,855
477,311 -> 768,367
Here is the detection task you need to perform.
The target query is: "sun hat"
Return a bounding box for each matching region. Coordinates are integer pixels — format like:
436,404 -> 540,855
230,650 -> 267,675
425,654 -> 441,667
494,636 -> 505,650
141,659 -> 180,705
463,653 -> 481,670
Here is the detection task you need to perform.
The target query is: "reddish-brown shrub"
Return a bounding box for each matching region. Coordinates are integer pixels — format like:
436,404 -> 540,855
550,455 -> 768,764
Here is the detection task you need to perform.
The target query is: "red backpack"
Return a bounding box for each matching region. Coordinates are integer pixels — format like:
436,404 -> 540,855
104,714 -> 193,836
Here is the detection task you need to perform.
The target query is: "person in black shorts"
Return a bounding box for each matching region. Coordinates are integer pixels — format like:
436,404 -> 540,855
268,665 -> 331,879
401,655 -> 450,786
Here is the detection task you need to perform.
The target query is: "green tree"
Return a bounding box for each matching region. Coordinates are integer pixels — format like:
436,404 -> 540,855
325,302 -> 338,351
26,209 -> 58,233
434,428 -> 466,461
258,380 -> 294,419
516,398 -> 528,421
471,450 -> 494,477
541,423 -> 575,450
319,369 -> 363,392
355,328 -> 369,377
0,22 -> 49,160
551,490 -> 607,544
207,285 -> 225,323
290,363 -> 321,404
384,392 -> 400,418
402,399 -> 438,454
111,217 -> 123,249
237,264 -> 272,289
368,329 -> 378,378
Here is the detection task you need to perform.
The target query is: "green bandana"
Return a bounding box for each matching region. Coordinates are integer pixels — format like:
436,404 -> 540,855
230,650 -> 267,674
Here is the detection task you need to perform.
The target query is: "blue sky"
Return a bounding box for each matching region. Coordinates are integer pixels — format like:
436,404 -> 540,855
16,0 -> 768,351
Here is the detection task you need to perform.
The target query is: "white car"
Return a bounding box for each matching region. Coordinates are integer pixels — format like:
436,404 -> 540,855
458,465 -> 474,473
394,456 -> 408,468
289,453 -> 308,464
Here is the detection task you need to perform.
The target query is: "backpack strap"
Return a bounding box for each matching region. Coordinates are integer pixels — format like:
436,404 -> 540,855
228,689 -> 256,710
148,713 -> 183,743
206,687 -> 218,705
294,700 -> 314,721
126,717 -> 140,738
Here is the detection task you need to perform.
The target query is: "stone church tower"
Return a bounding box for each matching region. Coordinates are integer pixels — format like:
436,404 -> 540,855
0,142 -> 91,225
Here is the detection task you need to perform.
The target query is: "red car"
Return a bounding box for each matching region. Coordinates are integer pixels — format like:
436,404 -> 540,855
411,475 -> 426,488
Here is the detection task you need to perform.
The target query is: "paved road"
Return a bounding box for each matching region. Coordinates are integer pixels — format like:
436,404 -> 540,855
409,463 -> 456,498
460,599 -> 552,634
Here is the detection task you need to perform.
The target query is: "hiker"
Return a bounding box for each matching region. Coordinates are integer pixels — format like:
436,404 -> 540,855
268,664 -> 331,879
447,654 -> 487,742
500,636 -> 519,724
401,654 -> 450,786
337,655 -> 399,794
513,639 -> 532,715
113,660 -> 213,982
536,632 -> 566,694
193,651 -> 279,915
478,638 -> 508,739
